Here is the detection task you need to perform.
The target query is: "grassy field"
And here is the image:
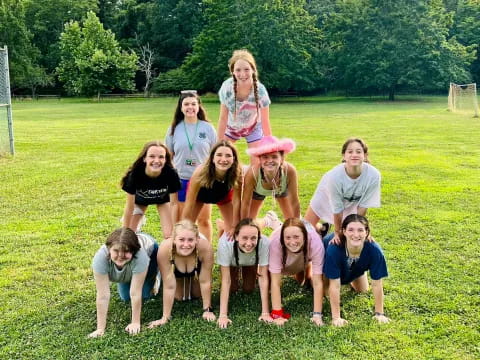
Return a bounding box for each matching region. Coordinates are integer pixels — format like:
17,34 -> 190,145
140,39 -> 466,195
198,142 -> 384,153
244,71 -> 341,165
0,95 -> 479,359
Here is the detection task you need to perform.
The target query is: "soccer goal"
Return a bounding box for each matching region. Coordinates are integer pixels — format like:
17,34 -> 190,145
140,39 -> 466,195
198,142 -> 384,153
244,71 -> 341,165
0,46 -> 14,156
448,82 -> 479,118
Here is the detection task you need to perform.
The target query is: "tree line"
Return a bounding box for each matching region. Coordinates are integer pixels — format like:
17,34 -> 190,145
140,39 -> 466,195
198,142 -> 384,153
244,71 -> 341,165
1,0 -> 479,100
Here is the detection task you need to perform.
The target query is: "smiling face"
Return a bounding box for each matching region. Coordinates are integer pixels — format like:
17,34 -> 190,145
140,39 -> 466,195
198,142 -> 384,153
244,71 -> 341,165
181,96 -> 199,119
213,145 -> 234,173
174,229 -> 198,257
143,145 -> 166,177
342,141 -> 365,168
232,59 -> 254,85
283,225 -> 305,253
344,221 -> 368,248
109,244 -> 133,268
236,225 -> 259,253
260,151 -> 282,173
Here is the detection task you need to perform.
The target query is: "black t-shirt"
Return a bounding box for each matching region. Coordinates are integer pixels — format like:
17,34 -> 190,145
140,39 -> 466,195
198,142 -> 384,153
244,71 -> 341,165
122,166 -> 181,205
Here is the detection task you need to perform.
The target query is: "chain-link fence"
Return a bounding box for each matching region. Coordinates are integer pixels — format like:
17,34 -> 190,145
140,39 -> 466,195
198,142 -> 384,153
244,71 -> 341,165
0,46 -> 14,155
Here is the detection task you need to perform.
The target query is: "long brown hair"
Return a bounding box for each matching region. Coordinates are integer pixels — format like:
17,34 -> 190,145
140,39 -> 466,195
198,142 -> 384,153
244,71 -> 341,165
340,214 -> 370,246
105,227 -> 141,257
120,141 -> 174,186
197,140 -> 241,189
341,138 -> 370,163
279,218 -> 309,271
232,218 -> 261,268
170,92 -> 209,136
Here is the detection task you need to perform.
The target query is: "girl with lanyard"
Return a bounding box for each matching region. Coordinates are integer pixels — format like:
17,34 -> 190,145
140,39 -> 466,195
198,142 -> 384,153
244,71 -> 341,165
268,218 -> 325,327
165,91 -> 217,241
323,214 -> 390,326
148,220 -> 215,328
218,49 -> 272,157
89,228 -> 159,337
182,140 -> 242,236
121,141 -> 181,238
241,135 -> 300,224
304,138 -> 381,247
216,218 -> 272,329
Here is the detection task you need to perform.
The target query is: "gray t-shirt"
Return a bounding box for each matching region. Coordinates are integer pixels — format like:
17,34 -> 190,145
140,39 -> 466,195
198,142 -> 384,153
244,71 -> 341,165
92,233 -> 155,283
165,120 -> 217,179
216,233 -> 269,267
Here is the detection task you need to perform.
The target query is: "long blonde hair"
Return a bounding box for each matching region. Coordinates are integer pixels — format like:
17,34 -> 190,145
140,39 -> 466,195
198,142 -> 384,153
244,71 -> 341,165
170,220 -> 200,279
228,49 -> 260,117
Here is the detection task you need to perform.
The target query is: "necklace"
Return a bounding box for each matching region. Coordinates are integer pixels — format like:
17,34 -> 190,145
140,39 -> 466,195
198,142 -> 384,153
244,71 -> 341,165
183,120 -> 199,152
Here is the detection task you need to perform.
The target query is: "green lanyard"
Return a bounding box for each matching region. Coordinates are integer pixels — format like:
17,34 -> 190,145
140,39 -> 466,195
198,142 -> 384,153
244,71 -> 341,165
183,120 -> 199,152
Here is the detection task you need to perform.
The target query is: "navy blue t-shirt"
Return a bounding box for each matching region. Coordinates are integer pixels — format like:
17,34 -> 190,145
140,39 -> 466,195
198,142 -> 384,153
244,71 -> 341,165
122,166 -> 181,206
323,241 -> 388,284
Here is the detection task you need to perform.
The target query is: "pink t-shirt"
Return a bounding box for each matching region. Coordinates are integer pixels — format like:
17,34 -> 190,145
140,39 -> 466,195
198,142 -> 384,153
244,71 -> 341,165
268,221 -> 324,275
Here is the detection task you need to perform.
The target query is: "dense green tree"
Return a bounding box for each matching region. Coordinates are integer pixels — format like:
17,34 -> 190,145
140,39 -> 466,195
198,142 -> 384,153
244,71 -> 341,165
452,0 -> 480,83
0,0 -> 49,94
167,0 -> 324,92
56,11 -> 138,98
24,0 -> 97,73
322,0 -> 474,100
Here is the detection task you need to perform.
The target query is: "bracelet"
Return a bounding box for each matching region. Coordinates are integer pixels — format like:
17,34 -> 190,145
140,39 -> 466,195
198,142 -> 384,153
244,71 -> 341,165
270,308 -> 291,320
310,311 -> 323,318
374,312 -> 385,316
203,306 -> 214,313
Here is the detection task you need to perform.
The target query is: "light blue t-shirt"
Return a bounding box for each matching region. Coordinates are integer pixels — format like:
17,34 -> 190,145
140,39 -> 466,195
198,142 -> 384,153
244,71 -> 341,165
165,120 -> 217,179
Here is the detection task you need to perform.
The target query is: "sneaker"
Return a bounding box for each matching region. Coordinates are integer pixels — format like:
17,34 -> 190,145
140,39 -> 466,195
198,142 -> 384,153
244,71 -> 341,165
264,210 -> 283,230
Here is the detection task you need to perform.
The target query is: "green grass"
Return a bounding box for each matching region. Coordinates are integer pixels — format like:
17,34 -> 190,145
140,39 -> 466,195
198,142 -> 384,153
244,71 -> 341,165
1,96 -> 479,359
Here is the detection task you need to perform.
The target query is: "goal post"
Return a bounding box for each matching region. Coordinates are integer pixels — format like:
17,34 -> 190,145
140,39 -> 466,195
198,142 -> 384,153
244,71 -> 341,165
0,46 -> 14,155
448,82 -> 479,118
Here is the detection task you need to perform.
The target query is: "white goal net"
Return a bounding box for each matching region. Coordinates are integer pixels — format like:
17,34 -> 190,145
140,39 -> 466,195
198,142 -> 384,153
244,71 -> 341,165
448,82 -> 479,117
0,46 -> 14,155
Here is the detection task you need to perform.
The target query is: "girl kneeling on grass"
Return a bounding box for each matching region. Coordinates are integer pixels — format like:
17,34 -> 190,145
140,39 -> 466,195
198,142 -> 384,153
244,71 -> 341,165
324,214 -> 390,326
216,218 -> 272,328
121,141 -> 181,237
241,135 -> 300,224
304,137 -> 381,246
182,141 -> 242,236
148,220 -> 215,328
269,218 -> 325,326
89,228 -> 159,338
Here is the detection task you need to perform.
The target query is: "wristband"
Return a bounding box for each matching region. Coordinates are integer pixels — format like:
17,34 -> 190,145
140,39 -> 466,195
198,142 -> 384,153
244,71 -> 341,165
310,311 -> 322,318
203,306 -> 214,313
270,308 -> 291,320
374,312 -> 385,316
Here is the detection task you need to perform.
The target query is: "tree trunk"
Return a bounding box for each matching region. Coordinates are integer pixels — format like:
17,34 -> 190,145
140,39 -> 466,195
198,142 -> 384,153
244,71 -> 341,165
388,86 -> 395,101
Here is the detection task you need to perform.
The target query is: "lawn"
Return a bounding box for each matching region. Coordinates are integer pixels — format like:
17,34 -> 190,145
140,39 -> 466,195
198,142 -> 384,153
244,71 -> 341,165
0,95 -> 479,359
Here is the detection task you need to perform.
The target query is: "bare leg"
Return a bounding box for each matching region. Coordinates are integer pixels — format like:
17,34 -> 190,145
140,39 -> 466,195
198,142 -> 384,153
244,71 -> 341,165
197,203 -> 212,242
350,273 -> 369,293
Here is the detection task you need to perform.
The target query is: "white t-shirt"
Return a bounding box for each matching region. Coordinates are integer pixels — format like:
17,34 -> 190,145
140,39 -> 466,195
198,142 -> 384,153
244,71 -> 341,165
216,233 -> 269,267
309,163 -> 381,224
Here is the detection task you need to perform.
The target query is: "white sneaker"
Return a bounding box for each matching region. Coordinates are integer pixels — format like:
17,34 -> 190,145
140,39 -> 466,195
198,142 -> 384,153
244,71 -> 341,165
264,210 -> 283,230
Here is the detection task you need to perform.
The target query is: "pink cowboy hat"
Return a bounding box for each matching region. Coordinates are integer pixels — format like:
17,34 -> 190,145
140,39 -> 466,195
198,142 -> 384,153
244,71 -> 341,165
246,135 -> 296,157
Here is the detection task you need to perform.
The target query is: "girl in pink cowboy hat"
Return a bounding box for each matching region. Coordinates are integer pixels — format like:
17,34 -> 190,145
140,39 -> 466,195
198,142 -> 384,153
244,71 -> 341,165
241,135 -> 300,228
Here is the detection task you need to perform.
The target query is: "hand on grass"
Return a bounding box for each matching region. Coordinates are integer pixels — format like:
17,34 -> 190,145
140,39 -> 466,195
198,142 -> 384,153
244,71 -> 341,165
332,317 -> 348,327
258,313 -> 274,323
217,316 -> 232,329
87,329 -> 105,338
310,316 -> 324,326
374,314 -> 391,324
202,311 -> 216,322
148,317 -> 169,329
272,317 -> 288,326
125,322 -> 141,335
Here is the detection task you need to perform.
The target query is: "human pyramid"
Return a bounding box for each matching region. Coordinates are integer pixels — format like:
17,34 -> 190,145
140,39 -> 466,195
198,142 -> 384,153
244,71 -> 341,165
88,49 -> 390,338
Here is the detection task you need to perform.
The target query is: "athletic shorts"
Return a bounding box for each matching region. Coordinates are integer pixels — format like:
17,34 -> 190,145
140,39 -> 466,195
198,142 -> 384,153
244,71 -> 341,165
225,121 -> 263,143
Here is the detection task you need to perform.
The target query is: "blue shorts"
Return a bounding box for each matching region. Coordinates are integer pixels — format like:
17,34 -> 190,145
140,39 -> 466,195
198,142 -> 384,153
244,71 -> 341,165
178,179 -> 190,202
225,121 -> 263,143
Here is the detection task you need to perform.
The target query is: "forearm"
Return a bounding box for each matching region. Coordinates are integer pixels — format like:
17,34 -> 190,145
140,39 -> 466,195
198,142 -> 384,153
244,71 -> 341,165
95,295 -> 110,331
130,292 -> 142,325
372,279 -> 384,313
329,280 -> 342,319
199,279 -> 212,309
270,274 -> 283,310
258,273 -> 270,314
219,277 -> 231,316
333,213 -> 343,235
162,280 -> 176,319
357,206 -> 368,217
312,274 -> 323,313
